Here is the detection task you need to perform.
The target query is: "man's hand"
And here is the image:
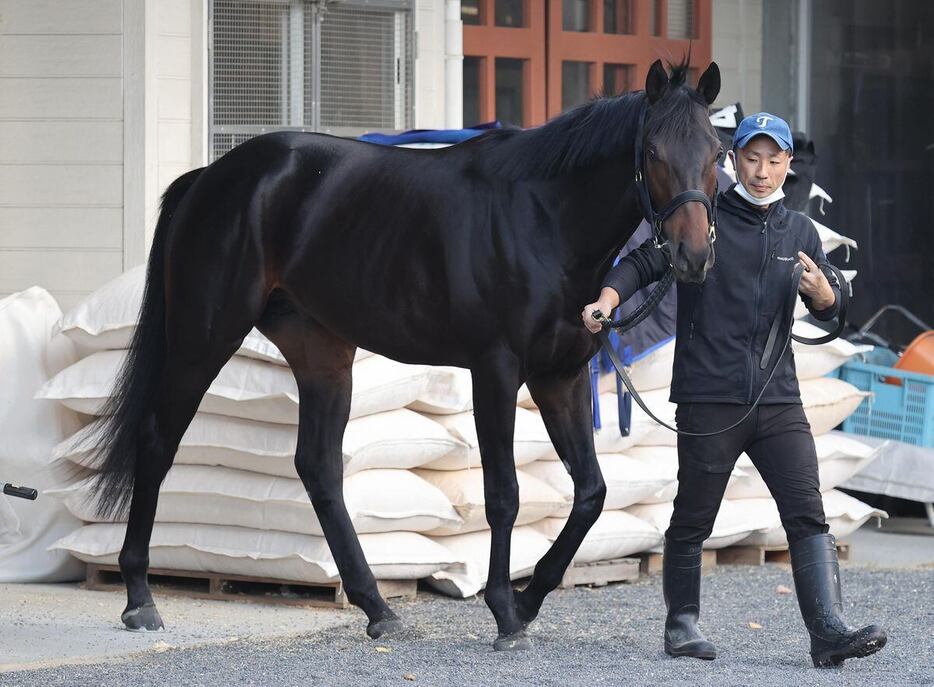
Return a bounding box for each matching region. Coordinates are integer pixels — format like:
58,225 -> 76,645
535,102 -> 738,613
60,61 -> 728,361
797,251 -> 835,310
582,288 -> 621,334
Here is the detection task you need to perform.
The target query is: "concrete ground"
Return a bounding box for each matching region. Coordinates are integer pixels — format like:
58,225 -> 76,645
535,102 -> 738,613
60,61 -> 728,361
1,520 -> 932,686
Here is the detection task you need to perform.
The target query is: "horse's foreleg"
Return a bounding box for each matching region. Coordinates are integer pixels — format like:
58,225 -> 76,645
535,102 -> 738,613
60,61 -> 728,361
471,353 -> 527,651
515,367 -> 606,626
263,315 -> 401,639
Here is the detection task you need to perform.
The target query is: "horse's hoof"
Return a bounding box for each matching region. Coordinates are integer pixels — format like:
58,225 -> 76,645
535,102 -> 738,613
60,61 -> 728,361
493,631 -> 532,652
367,616 -> 404,639
121,602 -> 164,632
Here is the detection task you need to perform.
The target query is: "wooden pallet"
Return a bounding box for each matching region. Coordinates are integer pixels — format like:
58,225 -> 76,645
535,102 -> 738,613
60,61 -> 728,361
716,542 -> 851,566
558,557 -> 640,588
85,564 -> 416,610
638,550 -> 718,576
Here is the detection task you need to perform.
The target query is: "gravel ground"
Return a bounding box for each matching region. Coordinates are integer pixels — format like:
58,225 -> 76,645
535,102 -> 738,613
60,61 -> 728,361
3,565 -> 932,687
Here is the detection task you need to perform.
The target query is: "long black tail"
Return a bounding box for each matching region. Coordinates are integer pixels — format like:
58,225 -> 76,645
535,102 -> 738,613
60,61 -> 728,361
90,167 -> 205,519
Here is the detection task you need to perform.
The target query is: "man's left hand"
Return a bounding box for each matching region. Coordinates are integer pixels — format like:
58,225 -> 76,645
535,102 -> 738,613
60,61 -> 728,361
797,251 -> 835,310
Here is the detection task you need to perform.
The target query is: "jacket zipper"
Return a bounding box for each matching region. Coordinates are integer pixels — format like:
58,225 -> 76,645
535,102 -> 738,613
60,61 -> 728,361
747,209 -> 774,403
689,285 -> 702,341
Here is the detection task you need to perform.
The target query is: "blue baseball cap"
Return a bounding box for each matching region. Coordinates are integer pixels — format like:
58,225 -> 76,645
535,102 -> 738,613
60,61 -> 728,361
733,112 -> 794,153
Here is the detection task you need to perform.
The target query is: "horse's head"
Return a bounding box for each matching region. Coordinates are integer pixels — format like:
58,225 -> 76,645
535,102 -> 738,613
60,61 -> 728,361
641,60 -> 722,283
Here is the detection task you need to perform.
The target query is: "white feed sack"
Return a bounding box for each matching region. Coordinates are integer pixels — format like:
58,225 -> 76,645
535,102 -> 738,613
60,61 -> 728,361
626,499 -> 781,550
791,320 -> 872,379
522,454 -> 675,515
51,522 -> 459,584
737,490 -> 887,548
47,465 -> 462,536
799,377 -> 869,435
0,288 -> 85,582
532,511 -> 663,564
37,350 -> 437,424
426,526 -> 552,598
421,407 -> 554,470
53,408 -> 464,478
727,431 -> 883,500
413,468 -> 566,535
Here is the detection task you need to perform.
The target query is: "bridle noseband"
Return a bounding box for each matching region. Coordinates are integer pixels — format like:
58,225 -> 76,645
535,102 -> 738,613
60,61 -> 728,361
634,104 -> 718,250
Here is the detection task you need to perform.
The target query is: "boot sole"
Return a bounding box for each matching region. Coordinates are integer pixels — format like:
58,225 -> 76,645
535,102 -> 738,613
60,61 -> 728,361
812,633 -> 887,668
665,640 -> 717,660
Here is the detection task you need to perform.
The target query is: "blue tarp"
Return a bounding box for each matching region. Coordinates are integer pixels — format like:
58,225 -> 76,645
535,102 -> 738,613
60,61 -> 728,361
359,121 -> 502,146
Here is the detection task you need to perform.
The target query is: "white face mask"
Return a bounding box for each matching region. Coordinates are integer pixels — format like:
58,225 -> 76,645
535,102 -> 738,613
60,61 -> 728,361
733,181 -> 786,207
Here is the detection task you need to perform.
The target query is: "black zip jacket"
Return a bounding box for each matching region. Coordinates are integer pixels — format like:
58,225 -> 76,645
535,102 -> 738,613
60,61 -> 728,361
602,185 -> 841,405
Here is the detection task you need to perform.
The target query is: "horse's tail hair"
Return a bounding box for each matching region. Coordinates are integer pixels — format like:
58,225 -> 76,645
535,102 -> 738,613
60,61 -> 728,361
89,166 -> 206,520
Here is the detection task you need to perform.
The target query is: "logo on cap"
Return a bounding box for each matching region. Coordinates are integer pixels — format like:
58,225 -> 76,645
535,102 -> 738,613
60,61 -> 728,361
756,115 -> 773,128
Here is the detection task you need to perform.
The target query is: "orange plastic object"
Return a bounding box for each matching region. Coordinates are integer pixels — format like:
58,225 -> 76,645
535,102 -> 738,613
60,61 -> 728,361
895,331 -> 934,376
884,331 -> 934,385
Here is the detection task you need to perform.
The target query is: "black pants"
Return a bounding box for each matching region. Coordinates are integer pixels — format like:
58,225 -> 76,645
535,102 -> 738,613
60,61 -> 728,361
666,402 -> 829,546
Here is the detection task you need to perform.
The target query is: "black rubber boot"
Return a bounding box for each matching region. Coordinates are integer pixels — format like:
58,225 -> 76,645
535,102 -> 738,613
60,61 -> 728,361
663,540 -> 717,660
790,533 -> 887,668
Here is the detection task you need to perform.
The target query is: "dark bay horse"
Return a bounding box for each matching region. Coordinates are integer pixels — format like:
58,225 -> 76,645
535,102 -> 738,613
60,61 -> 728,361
90,60 -> 722,650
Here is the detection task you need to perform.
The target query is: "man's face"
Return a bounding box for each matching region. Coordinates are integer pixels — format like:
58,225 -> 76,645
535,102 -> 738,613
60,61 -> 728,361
729,136 -> 793,198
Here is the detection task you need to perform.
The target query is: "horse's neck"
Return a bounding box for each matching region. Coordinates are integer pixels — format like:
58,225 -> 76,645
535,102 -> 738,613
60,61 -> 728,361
551,159 -> 645,275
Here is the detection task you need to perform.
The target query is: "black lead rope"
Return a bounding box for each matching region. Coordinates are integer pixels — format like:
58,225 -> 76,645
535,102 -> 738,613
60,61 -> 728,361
593,262 -> 850,438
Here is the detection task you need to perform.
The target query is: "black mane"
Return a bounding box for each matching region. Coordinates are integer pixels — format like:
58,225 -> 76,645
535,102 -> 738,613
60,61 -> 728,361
470,59 -> 711,180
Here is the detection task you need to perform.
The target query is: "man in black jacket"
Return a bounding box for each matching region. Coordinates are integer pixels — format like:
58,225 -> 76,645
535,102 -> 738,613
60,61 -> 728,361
582,113 -> 887,667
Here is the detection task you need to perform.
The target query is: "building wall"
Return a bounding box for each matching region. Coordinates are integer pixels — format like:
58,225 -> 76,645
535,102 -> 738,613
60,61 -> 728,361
0,0 -> 125,309
414,0 -> 451,129
711,0 -> 762,115
156,0 -> 195,209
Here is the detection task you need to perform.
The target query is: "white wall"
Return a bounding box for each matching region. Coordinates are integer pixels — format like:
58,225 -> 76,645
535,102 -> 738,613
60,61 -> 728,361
156,0 -> 194,212
414,0 -> 454,129
711,0 -> 763,115
0,0 -> 125,309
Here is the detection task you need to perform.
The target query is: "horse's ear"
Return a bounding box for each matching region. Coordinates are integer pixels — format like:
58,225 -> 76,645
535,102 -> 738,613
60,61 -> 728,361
696,62 -> 721,105
645,60 -> 669,104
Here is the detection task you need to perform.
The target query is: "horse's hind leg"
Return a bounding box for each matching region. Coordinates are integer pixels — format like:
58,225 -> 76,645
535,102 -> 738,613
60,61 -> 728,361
258,311 -> 402,638
119,288 -> 262,630
514,367 -> 606,626
119,342 -> 247,630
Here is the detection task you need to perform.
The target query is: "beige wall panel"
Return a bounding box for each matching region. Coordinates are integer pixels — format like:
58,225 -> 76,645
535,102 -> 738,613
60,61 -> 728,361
0,0 -> 121,34
0,35 -> 122,77
158,120 -> 192,164
157,78 -> 192,120
0,164 -> 122,206
157,35 -> 192,78
0,250 -> 122,292
0,121 -> 122,163
0,78 -> 122,119
0,207 -> 122,249
159,0 -> 193,35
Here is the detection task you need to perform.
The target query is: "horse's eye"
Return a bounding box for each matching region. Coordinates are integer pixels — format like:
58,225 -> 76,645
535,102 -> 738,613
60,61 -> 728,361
647,147 -> 658,161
